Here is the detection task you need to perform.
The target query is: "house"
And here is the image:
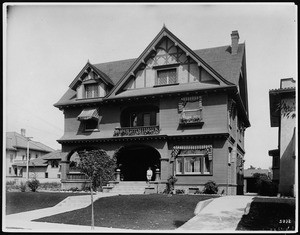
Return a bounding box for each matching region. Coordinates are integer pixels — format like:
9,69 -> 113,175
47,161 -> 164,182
54,26 -> 250,195
12,150 -> 67,182
269,78 -> 296,197
6,129 -> 55,179
243,168 -> 271,194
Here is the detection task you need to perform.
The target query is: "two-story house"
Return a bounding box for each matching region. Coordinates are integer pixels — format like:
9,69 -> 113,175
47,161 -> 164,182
269,78 -> 296,197
6,129 -> 54,179
54,26 -> 250,195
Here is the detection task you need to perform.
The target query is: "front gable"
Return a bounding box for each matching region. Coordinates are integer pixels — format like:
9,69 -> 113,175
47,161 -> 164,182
69,62 -> 114,100
109,26 -> 232,98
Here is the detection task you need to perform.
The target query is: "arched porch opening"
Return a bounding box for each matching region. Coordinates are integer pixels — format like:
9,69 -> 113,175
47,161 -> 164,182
115,145 -> 160,181
64,146 -> 100,180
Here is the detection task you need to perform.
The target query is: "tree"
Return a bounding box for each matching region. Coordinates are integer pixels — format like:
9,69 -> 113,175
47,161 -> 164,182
277,99 -> 296,119
78,149 -> 117,190
77,149 -> 117,229
253,173 -> 277,196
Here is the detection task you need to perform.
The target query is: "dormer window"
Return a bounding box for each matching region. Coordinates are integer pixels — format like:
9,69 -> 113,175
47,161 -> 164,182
85,84 -> 99,98
76,81 -> 107,99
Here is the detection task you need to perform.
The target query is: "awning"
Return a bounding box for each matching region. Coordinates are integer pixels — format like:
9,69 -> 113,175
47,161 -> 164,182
77,108 -> 100,121
171,145 -> 213,161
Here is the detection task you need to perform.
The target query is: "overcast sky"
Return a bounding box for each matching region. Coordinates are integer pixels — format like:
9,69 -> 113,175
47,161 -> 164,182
4,3 -> 297,169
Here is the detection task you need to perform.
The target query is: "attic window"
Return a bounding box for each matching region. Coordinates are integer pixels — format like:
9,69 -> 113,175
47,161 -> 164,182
85,84 -> 99,98
156,68 -> 177,86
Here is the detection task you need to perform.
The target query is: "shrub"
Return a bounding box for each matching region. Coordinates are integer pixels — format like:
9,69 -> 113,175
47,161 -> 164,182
175,189 -> 185,194
27,179 -> 40,192
39,182 -> 61,191
203,180 -> 218,194
254,173 -> 278,196
20,181 -> 27,192
69,187 -> 79,192
165,176 -> 178,195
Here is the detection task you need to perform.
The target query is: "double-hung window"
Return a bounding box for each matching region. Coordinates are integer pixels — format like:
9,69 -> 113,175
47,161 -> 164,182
156,68 -> 177,85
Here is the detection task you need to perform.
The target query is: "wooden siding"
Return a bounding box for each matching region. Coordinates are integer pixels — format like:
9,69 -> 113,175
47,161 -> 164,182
63,93 -> 229,140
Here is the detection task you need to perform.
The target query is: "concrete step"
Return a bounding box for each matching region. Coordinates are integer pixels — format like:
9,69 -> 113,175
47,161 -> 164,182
107,181 -> 148,194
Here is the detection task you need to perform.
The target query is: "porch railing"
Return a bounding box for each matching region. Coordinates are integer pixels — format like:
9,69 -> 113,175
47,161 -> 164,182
113,126 -> 160,137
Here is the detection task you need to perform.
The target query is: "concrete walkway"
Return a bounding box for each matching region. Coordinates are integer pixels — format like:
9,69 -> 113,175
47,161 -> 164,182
4,193 -> 254,232
177,195 -> 254,232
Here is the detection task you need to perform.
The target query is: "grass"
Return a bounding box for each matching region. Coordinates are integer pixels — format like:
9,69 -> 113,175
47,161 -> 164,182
34,194 -> 217,230
236,197 -> 296,231
6,192 -> 90,215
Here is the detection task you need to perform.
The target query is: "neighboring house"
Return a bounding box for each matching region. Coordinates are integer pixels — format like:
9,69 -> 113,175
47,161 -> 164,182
13,150 -> 67,181
243,168 -> 271,194
269,78 -> 296,196
6,129 -> 55,178
54,26 -> 250,194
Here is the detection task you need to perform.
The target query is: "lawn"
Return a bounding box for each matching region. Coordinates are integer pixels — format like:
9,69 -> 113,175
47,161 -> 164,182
6,192 -> 90,215
236,197 -> 296,231
34,194 -> 217,230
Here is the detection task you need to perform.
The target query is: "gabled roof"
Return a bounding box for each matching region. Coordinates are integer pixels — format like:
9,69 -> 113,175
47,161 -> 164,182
54,27 -> 246,108
69,62 -> 115,90
107,26 -> 236,98
6,132 -> 55,153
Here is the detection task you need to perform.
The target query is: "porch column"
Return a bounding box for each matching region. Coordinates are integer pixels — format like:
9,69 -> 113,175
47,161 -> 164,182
115,169 -> 121,182
160,158 -> 169,182
60,161 -> 69,181
155,168 -> 160,181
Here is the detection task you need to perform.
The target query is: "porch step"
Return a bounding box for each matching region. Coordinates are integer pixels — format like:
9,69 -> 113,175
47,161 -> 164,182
106,181 -> 148,195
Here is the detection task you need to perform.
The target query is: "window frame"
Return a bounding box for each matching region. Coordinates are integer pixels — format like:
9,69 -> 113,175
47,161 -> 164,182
179,97 -> 203,125
155,67 -> 178,86
84,119 -> 99,132
84,83 -> 99,99
175,154 -> 212,175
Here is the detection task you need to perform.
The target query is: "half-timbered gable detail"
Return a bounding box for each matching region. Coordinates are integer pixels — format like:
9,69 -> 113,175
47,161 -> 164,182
54,26 -> 250,195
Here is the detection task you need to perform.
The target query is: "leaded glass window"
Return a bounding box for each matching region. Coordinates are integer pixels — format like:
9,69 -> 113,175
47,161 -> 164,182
157,69 -> 177,85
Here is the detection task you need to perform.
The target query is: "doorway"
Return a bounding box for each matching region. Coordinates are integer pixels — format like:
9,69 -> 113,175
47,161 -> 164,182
116,145 -> 160,181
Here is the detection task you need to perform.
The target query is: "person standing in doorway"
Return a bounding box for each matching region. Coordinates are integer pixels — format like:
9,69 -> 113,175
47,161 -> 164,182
146,167 -> 153,185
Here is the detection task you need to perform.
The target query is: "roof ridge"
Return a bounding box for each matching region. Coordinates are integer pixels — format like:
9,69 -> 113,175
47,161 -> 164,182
193,42 -> 245,52
93,57 -> 136,66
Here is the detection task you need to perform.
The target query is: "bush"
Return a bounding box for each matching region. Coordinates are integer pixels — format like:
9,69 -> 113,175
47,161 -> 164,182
20,181 -> 27,192
39,182 -> 61,191
175,189 -> 185,194
165,176 -> 178,194
254,173 -> 278,196
203,180 -> 218,194
69,187 -> 79,192
27,179 -> 40,192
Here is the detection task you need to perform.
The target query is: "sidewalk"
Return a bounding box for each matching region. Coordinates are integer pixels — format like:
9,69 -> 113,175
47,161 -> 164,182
4,194 -> 254,232
177,195 -> 254,232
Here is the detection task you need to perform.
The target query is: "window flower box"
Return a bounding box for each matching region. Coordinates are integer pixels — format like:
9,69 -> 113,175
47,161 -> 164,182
179,116 -> 203,126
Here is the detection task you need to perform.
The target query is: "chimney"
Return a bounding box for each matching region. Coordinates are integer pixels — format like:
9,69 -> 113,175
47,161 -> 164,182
21,128 -> 26,137
231,30 -> 239,55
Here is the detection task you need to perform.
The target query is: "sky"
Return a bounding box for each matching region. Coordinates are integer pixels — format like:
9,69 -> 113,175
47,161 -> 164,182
4,3 -> 297,169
